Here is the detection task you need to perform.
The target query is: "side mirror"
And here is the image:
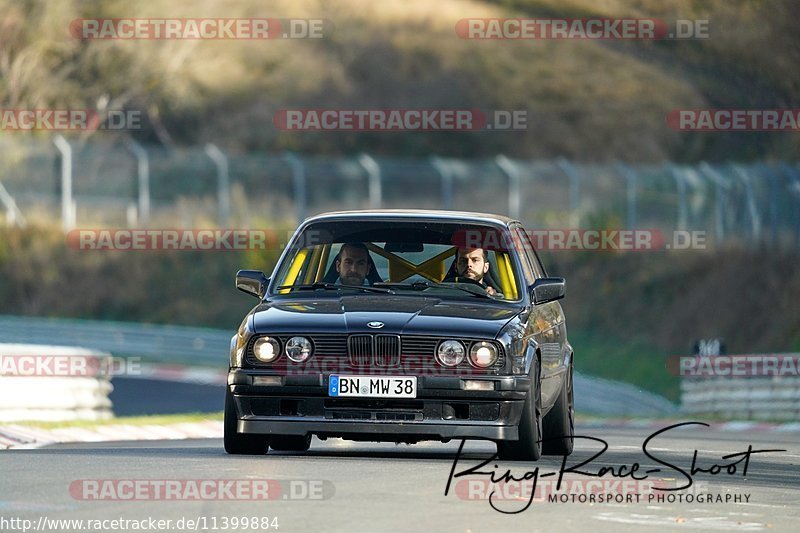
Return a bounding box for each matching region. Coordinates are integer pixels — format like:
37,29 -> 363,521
236,270 -> 269,299
529,277 -> 565,305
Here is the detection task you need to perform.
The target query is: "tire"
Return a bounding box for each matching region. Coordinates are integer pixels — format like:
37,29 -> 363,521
542,361 -> 574,456
497,355 -> 542,461
224,389 -> 269,455
270,435 -> 312,452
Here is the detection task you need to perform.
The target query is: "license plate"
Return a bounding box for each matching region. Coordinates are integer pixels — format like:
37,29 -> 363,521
328,375 -> 417,398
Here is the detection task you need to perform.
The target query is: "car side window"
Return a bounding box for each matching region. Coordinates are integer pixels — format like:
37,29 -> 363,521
513,227 -> 545,280
519,228 -> 547,278
512,228 -> 537,283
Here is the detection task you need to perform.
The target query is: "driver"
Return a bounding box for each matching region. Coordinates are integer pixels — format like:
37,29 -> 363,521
335,242 -> 373,286
448,247 -> 497,296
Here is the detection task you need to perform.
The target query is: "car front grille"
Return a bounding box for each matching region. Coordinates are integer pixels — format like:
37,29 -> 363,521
246,334 -> 503,373
349,334 -> 401,367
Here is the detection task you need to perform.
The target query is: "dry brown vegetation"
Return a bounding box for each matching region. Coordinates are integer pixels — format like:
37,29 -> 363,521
0,0 -> 797,160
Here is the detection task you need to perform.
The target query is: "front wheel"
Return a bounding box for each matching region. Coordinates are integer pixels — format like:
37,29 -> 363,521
224,389 -> 269,455
497,356 -> 542,461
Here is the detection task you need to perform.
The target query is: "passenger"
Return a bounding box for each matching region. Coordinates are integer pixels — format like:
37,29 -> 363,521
335,242 -> 374,286
446,247 -> 498,296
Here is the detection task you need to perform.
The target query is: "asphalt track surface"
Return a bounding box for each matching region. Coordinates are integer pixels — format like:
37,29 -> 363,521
1,425 -> 798,532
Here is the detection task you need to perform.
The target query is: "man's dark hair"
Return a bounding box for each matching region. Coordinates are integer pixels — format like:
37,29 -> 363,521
458,247 -> 489,261
339,242 -> 369,255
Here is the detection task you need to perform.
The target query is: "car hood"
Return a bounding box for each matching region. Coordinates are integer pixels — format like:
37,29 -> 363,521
250,295 -> 520,339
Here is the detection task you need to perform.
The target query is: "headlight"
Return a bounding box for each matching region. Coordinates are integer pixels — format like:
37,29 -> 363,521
285,336 -> 313,362
469,341 -> 498,368
252,337 -> 280,363
437,340 -> 466,367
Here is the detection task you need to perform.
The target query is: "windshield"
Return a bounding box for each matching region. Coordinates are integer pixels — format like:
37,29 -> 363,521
270,219 -> 524,301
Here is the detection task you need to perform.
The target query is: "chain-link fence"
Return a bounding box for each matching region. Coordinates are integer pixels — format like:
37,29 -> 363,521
1,136 -> 799,247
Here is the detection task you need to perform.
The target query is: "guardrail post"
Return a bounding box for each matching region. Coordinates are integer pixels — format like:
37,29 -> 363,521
358,154 -> 382,209
204,144 -> 231,227
283,152 -> 307,224
430,156 -> 454,210
127,140 -> 150,227
495,155 -> 521,220
53,135 -> 76,232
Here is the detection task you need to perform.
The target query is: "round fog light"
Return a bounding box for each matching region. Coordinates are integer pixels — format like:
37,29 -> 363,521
437,340 -> 466,367
469,341 -> 498,368
285,336 -> 313,362
253,337 -> 280,363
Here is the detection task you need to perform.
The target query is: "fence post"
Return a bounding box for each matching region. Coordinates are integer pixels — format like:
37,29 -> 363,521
0,180 -> 27,228
357,154 -> 382,209
556,157 -> 581,227
667,164 -> 690,231
731,163 -> 762,243
757,163 -> 780,247
615,162 -> 638,230
53,135 -> 75,232
699,162 -> 730,244
127,140 -> 150,227
204,144 -> 230,227
430,156 -> 453,210
495,155 -> 521,220
779,163 -> 800,248
283,152 -> 306,224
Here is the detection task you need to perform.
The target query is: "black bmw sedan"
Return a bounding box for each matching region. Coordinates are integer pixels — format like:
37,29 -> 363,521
226,210 -> 573,460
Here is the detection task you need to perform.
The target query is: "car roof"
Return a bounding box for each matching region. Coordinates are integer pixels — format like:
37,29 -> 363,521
302,209 -> 519,227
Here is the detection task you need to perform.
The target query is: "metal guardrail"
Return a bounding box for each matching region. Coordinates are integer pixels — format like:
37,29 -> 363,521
0,315 -> 231,366
0,315 -> 678,416
681,377 -> 800,421
575,372 -> 677,417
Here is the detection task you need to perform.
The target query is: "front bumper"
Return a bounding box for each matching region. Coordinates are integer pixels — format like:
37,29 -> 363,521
228,369 -> 530,442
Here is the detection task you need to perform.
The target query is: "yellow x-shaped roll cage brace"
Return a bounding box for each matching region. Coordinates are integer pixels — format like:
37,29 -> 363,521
280,243 -> 518,299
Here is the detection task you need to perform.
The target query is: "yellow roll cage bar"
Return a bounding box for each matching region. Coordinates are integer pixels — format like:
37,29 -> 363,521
281,242 -> 519,299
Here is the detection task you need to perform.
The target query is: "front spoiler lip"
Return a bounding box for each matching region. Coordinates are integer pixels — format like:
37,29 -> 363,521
227,368 -> 530,441
237,418 -> 519,441
229,389 -> 528,442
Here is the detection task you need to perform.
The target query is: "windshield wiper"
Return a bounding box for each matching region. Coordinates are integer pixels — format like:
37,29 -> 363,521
276,282 -> 394,294
374,280 -> 492,298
